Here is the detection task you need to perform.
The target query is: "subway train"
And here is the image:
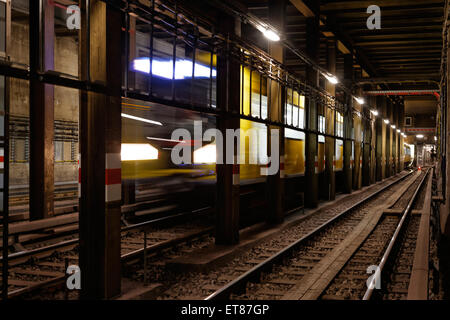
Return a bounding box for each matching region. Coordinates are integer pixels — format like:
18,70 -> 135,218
404,143 -> 414,168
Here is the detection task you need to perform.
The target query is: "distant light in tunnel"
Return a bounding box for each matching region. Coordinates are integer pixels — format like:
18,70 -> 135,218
434,136 -> 438,141
397,129 -> 401,133
370,110 -> 378,116
416,134 -> 424,139
384,119 -> 390,124
391,125 -> 396,129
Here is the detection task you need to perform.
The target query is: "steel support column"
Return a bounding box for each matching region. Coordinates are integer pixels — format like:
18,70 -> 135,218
362,106 -> 371,186
386,100 -> 392,178
304,12 -> 320,207
266,0 -> 285,223
79,0 -> 122,299
215,14 -> 240,244
343,54 -> 353,194
324,38 -> 336,200
29,0 -> 54,220
375,96 -> 383,181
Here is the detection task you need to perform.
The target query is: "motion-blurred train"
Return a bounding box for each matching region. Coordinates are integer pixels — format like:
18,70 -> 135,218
403,143 -> 414,168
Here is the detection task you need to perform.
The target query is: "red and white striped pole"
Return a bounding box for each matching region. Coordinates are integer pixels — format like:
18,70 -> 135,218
105,153 -> 121,203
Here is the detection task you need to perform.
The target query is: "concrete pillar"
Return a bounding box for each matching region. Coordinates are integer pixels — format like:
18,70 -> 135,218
79,0 -> 122,299
399,102 -> 405,171
369,95 -> 377,184
353,85 -> 362,190
215,14 -> 240,244
305,13 -> 320,207
266,0 -> 285,223
392,102 -> 398,174
324,39 -> 336,200
385,100 -> 392,178
343,54 -> 353,193
362,102 -> 371,186
375,96 -> 383,181
29,0 -> 54,220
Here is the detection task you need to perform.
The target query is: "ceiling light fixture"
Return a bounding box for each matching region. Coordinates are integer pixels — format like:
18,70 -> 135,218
257,25 -> 280,41
354,97 -> 365,105
324,73 -> 339,84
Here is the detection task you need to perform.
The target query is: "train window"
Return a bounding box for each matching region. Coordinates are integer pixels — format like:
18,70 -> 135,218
250,70 -> 261,118
193,48 -> 217,108
130,15 -> 153,93
335,139 -> 344,171
174,40 -> 194,104
286,89 -> 304,129
241,67 -> 267,119
336,112 -> 344,137
318,115 -> 325,134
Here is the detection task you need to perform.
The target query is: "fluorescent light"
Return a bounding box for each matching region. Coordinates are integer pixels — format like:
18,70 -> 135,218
324,74 -> 339,84
133,57 -> 217,79
370,110 -> 379,116
121,113 -> 162,126
416,134 -> 424,139
384,119 -> 390,124
434,136 -> 438,141
354,97 -> 365,104
193,144 -> 217,164
121,143 -> 158,161
147,137 -> 186,143
263,29 -> 280,41
391,125 -> 396,129
397,129 -> 401,133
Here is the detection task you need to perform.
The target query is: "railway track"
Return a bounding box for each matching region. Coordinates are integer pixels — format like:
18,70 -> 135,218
140,171 -> 411,299
320,169 -> 429,300
0,208 -> 214,298
200,170 -> 422,301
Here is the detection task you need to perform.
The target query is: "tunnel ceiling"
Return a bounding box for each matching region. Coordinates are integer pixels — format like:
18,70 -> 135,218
240,0 -> 445,87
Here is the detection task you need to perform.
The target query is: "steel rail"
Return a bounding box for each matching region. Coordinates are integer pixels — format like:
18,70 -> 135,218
205,170 -> 414,300
362,169 -> 429,300
0,206 -> 212,263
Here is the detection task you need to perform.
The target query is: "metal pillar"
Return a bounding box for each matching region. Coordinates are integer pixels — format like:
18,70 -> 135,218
266,0 -> 285,223
215,14 -> 240,245
29,0 -> 54,220
324,39 -> 336,200
362,105 -> 371,186
343,54 -> 353,194
1,0 -> 11,300
375,96 -> 383,181
79,0 -> 122,299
